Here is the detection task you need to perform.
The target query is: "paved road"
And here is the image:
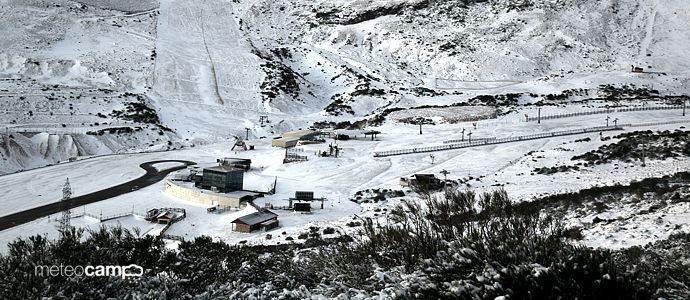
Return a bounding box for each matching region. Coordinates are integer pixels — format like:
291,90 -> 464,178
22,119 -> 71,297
0,160 -> 196,231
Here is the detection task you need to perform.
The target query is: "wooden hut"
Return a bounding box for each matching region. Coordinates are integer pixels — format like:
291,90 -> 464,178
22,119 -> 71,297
231,209 -> 279,233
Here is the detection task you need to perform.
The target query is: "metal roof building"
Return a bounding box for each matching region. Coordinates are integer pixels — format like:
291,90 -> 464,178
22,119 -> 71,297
231,209 -> 279,233
271,137 -> 300,148
282,130 -> 320,140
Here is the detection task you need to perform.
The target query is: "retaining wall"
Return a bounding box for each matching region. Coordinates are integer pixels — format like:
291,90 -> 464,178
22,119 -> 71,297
164,180 -> 241,207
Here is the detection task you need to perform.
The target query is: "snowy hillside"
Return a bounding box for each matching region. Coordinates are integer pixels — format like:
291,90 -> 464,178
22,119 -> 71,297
235,0 -> 690,109
1,0 -> 689,171
3,1 -> 690,297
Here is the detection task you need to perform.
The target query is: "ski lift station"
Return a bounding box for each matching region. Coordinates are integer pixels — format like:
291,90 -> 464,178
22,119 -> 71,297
165,158 -> 272,208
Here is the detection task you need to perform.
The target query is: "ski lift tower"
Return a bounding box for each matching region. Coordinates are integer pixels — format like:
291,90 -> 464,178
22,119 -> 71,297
231,136 -> 248,151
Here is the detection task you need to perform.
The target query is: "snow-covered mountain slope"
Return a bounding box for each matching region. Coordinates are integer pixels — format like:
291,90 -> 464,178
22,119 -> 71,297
152,0 -> 264,109
0,0 -> 689,173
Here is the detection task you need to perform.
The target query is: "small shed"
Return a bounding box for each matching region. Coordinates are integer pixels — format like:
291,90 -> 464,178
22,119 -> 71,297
293,202 -> 311,212
231,209 -> 279,233
156,212 -> 175,224
400,174 -> 439,188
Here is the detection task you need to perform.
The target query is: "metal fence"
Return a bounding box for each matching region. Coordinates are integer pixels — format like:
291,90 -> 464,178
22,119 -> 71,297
526,105 -> 684,122
373,125 -> 627,157
77,211 -> 133,222
627,120 -> 690,128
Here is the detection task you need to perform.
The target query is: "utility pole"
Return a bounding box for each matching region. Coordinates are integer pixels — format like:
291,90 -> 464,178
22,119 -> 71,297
419,122 -> 423,135
537,107 -> 541,124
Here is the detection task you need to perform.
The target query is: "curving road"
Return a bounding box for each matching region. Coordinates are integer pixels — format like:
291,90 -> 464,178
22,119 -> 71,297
0,160 -> 196,231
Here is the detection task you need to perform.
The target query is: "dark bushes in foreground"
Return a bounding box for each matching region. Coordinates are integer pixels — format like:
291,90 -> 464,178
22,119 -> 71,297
1,189 -> 688,299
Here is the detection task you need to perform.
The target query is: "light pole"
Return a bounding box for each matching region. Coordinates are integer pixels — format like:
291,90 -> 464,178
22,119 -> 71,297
606,116 -> 610,127
461,128 -> 465,141
613,118 -> 618,128
468,131 -> 473,143
537,107 -> 541,124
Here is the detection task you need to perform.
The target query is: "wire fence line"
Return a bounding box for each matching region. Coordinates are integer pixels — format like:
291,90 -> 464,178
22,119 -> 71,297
443,137 -> 495,144
526,105 -> 685,122
374,119 -> 690,157
373,125 -> 627,157
627,120 -> 690,128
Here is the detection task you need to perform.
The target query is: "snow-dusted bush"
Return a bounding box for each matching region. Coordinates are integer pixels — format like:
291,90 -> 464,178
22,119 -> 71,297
1,190 -> 688,298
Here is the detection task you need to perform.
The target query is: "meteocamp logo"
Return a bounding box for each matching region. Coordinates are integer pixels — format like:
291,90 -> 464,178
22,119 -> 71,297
35,264 -> 144,279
